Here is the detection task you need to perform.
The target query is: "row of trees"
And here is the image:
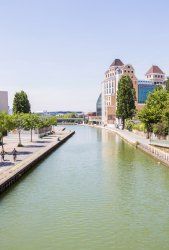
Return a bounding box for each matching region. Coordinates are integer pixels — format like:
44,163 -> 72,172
0,113 -> 57,148
0,90 -> 57,149
116,75 -> 169,139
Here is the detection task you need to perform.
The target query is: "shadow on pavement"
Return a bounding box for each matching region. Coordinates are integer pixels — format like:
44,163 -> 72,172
0,162 -> 14,167
17,151 -> 32,155
24,145 -> 45,148
36,141 -> 51,144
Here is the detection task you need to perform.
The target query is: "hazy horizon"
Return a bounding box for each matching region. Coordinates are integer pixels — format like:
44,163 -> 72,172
1,0 -> 169,112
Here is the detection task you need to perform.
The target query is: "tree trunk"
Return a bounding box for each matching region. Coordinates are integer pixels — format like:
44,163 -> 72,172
146,130 -> 150,139
122,118 -> 125,130
1,137 -> 4,151
31,129 -> 33,142
18,130 -> 22,146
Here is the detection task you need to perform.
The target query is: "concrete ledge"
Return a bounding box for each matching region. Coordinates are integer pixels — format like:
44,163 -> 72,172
137,143 -> 169,167
0,131 -> 75,194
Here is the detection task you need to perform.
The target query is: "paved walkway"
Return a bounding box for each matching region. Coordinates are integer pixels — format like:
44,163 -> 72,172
104,125 -> 150,145
0,128 -> 67,176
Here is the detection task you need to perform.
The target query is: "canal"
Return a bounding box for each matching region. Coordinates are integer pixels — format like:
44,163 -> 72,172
1,126 -> 169,250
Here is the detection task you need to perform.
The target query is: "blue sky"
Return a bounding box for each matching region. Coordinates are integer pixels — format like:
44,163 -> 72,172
0,0 -> 169,112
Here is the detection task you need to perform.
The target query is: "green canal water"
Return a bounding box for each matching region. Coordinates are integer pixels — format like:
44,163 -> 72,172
1,126 -> 169,250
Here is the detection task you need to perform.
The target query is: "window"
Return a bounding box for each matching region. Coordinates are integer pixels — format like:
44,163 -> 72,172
108,115 -> 113,120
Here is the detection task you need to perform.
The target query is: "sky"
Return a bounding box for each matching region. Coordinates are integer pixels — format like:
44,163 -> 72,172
0,0 -> 169,112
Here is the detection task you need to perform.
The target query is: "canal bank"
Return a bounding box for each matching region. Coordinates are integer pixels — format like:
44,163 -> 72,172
0,129 -> 75,194
88,124 -> 169,167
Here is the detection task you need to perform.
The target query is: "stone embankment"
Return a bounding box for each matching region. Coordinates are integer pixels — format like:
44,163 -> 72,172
89,124 -> 169,167
0,129 -> 75,194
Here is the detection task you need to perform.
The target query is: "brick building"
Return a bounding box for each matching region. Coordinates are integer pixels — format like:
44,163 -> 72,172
101,59 -> 138,125
101,59 -> 166,126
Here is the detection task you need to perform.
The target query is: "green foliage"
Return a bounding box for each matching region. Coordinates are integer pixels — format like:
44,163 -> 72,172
37,116 -> 57,129
22,113 -> 41,142
125,119 -> 134,131
138,88 -> 169,138
163,98 -> 169,125
12,113 -> 26,146
125,119 -> 146,132
133,123 -> 146,132
13,90 -> 31,114
58,113 -> 76,119
23,113 -> 40,130
116,75 -> 136,128
153,121 -> 168,138
165,78 -> 169,92
0,113 -> 14,149
0,111 -> 57,147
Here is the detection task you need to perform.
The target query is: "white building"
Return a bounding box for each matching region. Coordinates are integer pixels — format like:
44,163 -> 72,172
101,59 -> 138,126
0,91 -> 8,113
145,65 -> 166,85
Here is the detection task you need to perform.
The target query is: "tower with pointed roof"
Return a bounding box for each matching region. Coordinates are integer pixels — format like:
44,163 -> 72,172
145,65 -> 166,85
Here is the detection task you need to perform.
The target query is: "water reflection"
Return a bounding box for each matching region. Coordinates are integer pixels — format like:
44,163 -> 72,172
1,126 -> 169,250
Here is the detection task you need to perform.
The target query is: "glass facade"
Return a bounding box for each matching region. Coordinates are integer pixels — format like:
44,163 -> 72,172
96,94 -> 102,116
138,81 -> 155,104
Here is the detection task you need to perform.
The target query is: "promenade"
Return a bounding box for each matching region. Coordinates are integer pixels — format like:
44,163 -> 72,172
104,125 -> 149,145
0,128 -> 75,193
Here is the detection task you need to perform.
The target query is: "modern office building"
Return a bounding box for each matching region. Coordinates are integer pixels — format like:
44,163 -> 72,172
138,81 -> 155,104
0,91 -> 8,113
96,94 -> 102,116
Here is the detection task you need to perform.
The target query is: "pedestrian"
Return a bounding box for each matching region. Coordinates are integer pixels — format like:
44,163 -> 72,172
0,150 -> 5,162
12,148 -> 17,162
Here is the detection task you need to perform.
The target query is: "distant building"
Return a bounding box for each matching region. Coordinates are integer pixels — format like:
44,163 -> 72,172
96,94 -> 102,116
101,59 -> 138,125
101,60 -> 166,126
145,65 -> 166,85
138,81 -> 155,104
0,91 -> 8,113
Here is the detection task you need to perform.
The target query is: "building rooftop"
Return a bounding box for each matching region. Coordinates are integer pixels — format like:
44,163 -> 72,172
146,65 -> 164,75
110,59 -> 124,67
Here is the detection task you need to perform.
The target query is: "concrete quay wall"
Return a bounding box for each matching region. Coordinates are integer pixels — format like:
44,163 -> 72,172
87,124 -> 169,167
0,131 -> 75,194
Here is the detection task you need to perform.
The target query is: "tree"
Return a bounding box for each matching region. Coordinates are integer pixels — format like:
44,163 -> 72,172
13,90 -> 31,114
116,75 -> 136,129
165,78 -> 169,92
23,113 -> 40,142
0,113 -> 14,150
37,116 -> 57,130
138,88 -> 168,138
12,113 -> 25,146
162,95 -> 169,136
